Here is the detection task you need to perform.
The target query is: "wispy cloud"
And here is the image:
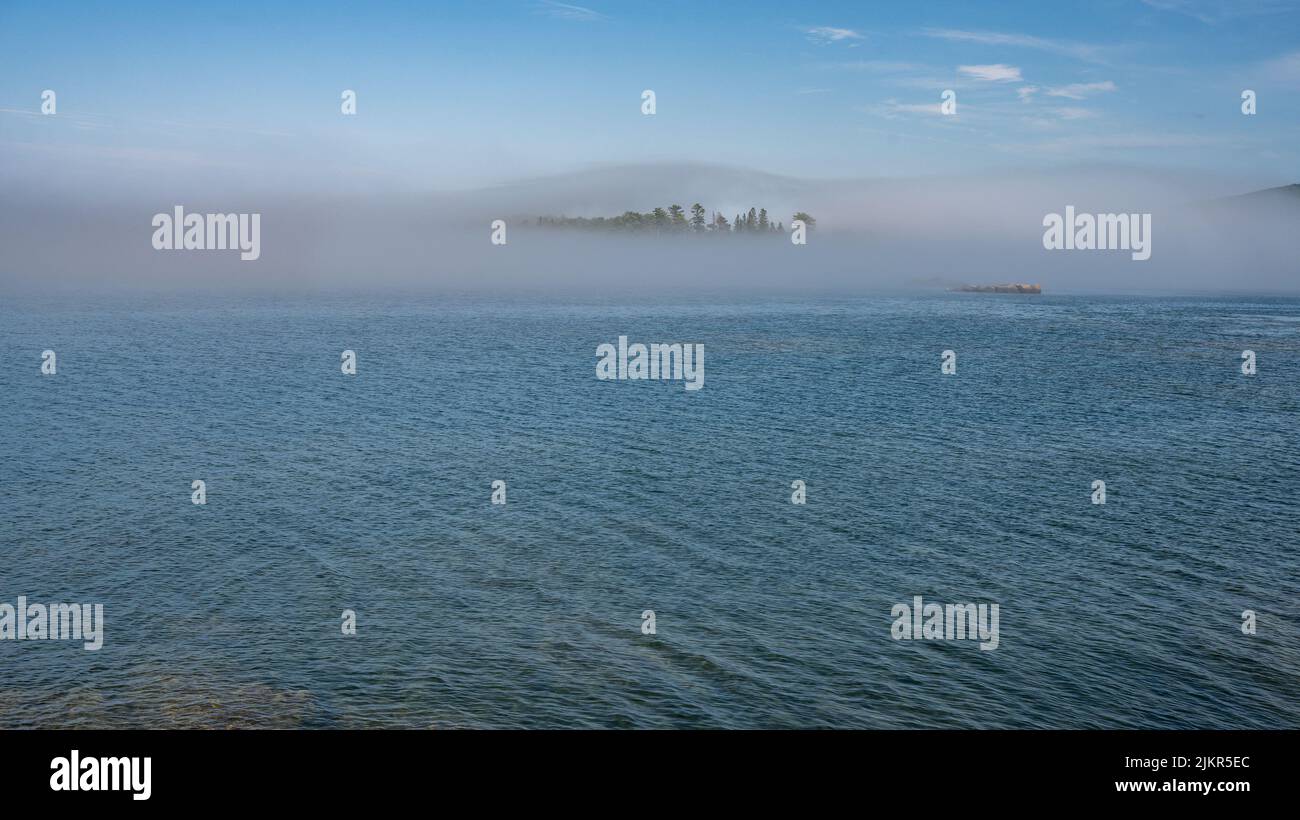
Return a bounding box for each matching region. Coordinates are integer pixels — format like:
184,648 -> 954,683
886,101 -> 944,115
1259,50 -> 1300,86
818,60 -> 922,73
994,131 -> 1227,155
1141,0 -> 1218,23
922,28 -> 1105,63
864,98 -> 967,119
1140,0 -> 1294,25
1,139 -> 247,169
814,60 -> 964,90
1020,106 -> 1099,130
1051,106 -> 1097,120
0,107 -> 293,137
804,26 -> 864,44
537,1 -> 606,22
1045,81 -> 1117,99
1017,86 -> 1040,101
958,64 -> 1023,82
0,107 -> 49,120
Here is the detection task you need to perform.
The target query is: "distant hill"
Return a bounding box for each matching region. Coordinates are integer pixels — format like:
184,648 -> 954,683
1211,184 -> 1300,206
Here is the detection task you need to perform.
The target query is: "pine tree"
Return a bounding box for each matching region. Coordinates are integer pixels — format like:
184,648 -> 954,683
690,203 -> 706,232
651,207 -> 669,232
668,204 -> 687,231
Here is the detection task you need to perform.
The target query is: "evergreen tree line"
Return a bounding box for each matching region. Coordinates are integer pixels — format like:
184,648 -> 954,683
535,204 -> 815,234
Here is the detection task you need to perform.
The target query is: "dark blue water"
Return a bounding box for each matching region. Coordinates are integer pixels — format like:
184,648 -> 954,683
2,292 -> 1298,728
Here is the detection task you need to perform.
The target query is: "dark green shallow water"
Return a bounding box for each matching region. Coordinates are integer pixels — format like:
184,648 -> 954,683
2,292 -> 1297,728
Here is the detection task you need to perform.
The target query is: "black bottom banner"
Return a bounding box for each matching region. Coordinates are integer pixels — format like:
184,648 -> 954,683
3,729 -> 1288,807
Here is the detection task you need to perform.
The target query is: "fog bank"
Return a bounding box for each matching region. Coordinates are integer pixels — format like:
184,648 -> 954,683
2,163 -> 1296,295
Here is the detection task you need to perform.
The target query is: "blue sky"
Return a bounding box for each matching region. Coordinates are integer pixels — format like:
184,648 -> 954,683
2,0 -> 1299,191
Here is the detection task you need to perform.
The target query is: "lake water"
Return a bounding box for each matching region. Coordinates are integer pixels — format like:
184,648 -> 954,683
2,292 -> 1298,728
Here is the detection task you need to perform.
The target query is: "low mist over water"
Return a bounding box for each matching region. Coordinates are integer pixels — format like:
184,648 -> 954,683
3,163 -> 1298,295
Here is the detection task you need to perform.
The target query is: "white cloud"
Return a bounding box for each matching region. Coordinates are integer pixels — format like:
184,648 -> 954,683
805,26 -> 864,44
890,102 -> 943,115
1017,85 -> 1040,101
958,64 -> 1023,82
994,132 -> 1226,155
1052,107 -> 1097,120
867,100 -> 946,118
922,28 -> 1104,62
537,2 -> 606,22
1140,0 -> 1217,23
1260,50 -> 1300,86
816,60 -> 977,92
1140,0 -> 1293,25
1019,107 -> 1100,129
1045,81 -> 1117,99
818,60 -> 921,73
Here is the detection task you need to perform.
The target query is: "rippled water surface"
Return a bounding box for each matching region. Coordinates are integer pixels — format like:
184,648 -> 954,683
2,292 -> 1298,728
